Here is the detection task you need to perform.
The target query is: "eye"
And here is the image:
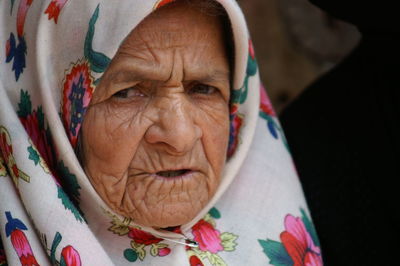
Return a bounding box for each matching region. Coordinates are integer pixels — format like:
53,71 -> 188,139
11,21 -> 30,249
112,86 -> 145,99
188,84 -> 217,95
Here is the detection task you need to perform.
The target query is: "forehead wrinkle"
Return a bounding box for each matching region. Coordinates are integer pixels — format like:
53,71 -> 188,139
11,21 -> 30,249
141,31 -> 189,48
100,3 -> 229,88
165,48 -> 184,85
135,15 -> 198,48
132,28 -> 161,65
193,55 -> 226,86
106,58 -> 163,83
105,56 -> 228,89
133,12 -> 219,52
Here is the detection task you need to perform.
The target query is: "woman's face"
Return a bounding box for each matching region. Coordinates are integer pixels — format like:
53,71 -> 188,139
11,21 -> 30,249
81,2 -> 230,228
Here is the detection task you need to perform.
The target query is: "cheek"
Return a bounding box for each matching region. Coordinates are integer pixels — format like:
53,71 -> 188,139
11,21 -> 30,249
82,104 -> 146,175
198,101 -> 230,175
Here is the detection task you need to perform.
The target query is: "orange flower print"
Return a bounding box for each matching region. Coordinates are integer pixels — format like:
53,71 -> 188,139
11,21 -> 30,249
153,0 -> 175,10
44,0 -> 69,24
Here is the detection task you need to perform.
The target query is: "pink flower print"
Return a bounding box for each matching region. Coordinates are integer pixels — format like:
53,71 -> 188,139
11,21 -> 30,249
5,212 -> 39,266
61,245 -> 81,266
192,219 -> 223,254
280,215 -> 322,266
11,230 -> 39,265
158,247 -> 171,257
17,0 -> 33,37
259,84 -> 276,117
249,39 -> 256,60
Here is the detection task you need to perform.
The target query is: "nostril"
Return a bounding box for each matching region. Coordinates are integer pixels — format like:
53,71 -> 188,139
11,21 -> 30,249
145,126 -> 201,155
144,108 -> 202,154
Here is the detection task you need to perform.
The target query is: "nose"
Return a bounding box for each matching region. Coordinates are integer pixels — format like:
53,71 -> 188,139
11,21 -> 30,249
144,96 -> 202,155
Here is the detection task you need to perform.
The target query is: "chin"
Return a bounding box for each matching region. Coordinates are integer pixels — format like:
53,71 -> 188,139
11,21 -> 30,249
157,218 -> 192,229
132,206 -> 201,229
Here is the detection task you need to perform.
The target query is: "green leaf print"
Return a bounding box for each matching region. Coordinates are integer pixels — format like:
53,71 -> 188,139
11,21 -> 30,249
131,242 -> 146,261
124,249 -> 138,262
10,0 -> 15,15
258,239 -> 293,266
57,161 -> 81,205
300,208 -> 320,247
50,232 -> 62,265
57,187 -> 84,223
84,5 -> 111,73
17,90 -> 32,118
60,256 -> 67,266
27,146 -> 40,165
37,106 -> 45,130
209,207 -> 221,219
246,53 -> 257,76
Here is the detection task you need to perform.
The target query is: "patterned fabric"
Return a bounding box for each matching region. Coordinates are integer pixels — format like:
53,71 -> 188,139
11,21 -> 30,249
0,0 -> 321,265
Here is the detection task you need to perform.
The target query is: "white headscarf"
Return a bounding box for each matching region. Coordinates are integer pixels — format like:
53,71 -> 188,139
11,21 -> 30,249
0,0 -> 323,265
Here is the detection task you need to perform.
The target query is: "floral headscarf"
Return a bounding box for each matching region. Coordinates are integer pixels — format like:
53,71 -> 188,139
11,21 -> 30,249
0,0 -> 322,265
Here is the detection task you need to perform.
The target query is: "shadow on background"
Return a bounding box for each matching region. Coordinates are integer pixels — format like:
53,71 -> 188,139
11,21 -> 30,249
238,0 -> 360,112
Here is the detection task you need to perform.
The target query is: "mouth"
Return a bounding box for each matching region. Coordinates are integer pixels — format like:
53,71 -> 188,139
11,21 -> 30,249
155,169 -> 192,178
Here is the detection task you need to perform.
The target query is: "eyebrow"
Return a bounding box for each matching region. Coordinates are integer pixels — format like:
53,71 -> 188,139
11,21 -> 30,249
106,67 -> 144,84
196,70 -> 230,83
106,66 -> 230,85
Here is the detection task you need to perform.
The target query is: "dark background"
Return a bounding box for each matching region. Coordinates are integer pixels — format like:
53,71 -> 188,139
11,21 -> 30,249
240,0 -> 398,265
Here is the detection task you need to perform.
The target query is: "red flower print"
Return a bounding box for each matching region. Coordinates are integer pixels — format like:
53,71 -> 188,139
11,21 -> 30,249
280,215 -> 322,266
128,228 -> 163,245
20,111 -> 57,172
5,38 -> 11,58
189,255 -> 204,266
0,131 -> 18,178
228,104 -> 243,157
192,219 -> 223,254
44,0 -> 69,24
0,127 -> 29,184
61,245 -> 81,266
0,130 -> 12,161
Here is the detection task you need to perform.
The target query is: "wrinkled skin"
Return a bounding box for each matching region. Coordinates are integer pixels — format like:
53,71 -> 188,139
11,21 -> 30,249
81,2 -> 230,228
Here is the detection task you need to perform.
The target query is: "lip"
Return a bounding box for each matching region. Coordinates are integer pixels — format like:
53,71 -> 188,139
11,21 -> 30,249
152,169 -> 197,180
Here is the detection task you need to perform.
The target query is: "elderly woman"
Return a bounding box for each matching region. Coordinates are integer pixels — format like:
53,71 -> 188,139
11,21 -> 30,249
0,0 -> 322,265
